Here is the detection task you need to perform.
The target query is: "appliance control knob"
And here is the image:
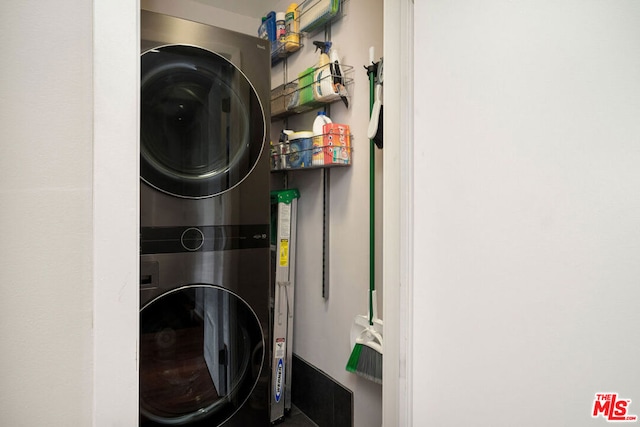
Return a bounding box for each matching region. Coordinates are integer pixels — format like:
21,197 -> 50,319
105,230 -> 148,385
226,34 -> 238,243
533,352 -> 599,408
180,227 -> 204,251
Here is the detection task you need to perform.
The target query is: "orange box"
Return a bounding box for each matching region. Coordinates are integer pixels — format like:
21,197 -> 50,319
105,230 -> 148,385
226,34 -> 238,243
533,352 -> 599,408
322,123 -> 351,165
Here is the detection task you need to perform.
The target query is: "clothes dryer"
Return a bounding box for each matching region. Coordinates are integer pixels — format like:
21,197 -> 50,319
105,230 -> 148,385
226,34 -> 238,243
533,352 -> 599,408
139,11 -> 271,426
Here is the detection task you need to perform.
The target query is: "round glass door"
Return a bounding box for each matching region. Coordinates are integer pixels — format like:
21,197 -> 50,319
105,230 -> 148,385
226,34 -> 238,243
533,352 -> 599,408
139,285 -> 264,425
141,45 -> 265,199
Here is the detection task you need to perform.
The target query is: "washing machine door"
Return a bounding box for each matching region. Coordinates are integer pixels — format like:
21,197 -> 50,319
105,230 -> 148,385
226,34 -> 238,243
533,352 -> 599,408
139,285 -> 264,426
140,45 -> 265,199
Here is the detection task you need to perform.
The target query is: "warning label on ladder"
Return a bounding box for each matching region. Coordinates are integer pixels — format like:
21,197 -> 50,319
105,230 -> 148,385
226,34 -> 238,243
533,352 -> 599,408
279,239 -> 289,266
279,204 -> 291,239
274,337 -> 286,359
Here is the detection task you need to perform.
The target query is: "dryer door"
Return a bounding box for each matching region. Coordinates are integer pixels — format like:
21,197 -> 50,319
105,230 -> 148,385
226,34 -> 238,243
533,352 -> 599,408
139,285 -> 264,426
141,45 -> 265,199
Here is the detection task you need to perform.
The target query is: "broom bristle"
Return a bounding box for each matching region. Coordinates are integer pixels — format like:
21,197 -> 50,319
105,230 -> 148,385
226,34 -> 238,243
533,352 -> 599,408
346,343 -> 382,384
346,343 -> 363,372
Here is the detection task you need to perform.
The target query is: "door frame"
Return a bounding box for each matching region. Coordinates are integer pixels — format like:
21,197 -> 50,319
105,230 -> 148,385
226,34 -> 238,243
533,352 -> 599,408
382,0 -> 414,425
93,1 -> 140,425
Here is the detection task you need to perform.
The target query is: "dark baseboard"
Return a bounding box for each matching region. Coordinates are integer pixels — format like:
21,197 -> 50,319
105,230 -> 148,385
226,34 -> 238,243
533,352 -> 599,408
291,354 -> 353,427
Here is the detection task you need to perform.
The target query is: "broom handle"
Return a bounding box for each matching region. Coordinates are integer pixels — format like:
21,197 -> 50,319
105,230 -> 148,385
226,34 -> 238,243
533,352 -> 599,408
368,56 -> 376,326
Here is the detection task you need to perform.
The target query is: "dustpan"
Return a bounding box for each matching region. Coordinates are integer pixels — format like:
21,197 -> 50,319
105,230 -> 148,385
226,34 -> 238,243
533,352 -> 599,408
350,290 -> 383,353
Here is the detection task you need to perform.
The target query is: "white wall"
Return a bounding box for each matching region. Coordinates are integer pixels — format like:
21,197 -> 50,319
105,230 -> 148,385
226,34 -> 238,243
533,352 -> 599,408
271,1 -> 384,426
412,1 -> 640,426
0,2 -> 94,425
0,1 -> 139,426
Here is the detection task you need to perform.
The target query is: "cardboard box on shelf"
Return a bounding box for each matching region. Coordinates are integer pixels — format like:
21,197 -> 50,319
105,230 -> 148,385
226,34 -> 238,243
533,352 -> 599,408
322,123 -> 351,165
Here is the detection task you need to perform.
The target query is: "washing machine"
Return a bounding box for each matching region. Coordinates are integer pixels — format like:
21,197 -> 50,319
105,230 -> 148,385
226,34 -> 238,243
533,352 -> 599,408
139,10 -> 271,426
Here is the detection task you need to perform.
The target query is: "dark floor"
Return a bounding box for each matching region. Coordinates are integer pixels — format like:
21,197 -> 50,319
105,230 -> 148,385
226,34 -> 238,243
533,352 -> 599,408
278,405 -> 317,427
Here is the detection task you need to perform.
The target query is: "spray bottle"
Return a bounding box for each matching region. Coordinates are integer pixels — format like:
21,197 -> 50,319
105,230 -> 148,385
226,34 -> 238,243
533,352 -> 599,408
312,41 -> 334,102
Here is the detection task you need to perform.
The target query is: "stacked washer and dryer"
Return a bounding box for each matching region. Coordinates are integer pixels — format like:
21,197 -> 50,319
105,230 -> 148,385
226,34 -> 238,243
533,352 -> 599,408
139,11 -> 271,426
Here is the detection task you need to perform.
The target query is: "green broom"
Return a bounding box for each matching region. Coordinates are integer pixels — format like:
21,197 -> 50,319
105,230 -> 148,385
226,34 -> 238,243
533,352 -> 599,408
346,53 -> 383,384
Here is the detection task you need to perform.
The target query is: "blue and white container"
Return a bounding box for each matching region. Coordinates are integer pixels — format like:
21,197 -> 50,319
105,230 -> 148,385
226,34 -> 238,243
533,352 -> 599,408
287,131 -> 313,168
265,11 -> 277,52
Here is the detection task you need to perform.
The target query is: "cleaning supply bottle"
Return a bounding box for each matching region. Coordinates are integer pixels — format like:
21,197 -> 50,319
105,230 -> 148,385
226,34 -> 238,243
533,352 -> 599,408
280,130 -> 293,169
265,11 -> 277,53
276,12 -> 286,51
312,41 -> 333,102
258,16 -> 268,40
288,131 -> 314,168
312,111 -> 332,166
284,3 -> 299,52
270,140 -> 279,170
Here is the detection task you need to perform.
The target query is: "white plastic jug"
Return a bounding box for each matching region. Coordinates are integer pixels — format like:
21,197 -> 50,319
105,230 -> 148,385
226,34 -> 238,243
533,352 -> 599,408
312,112 -> 332,166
